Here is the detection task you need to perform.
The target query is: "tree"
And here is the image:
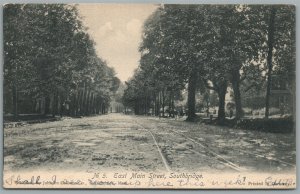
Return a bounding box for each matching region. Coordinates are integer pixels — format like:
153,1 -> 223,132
138,6 -> 189,117
4,4 -> 119,118
123,4 -> 295,123
139,5 -> 212,121
203,5 -> 268,120
264,5 -> 295,118
264,7 -> 277,118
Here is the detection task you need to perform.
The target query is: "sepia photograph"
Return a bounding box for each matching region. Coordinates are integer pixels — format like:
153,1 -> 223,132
3,3 -> 296,189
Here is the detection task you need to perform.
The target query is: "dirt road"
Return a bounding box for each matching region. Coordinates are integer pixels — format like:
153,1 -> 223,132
4,113 -> 296,173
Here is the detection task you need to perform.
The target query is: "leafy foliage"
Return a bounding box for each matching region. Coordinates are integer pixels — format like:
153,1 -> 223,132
122,4 -> 295,122
4,4 -> 120,117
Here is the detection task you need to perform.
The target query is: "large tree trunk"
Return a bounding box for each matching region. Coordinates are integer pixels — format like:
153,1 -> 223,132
78,89 -> 83,115
217,82 -> 227,122
102,104 -> 106,114
82,86 -> 87,116
44,95 -> 51,115
32,100 -> 36,113
95,97 -> 98,114
157,91 -> 161,117
265,8 -> 276,119
157,92 -> 160,116
168,91 -> 173,117
144,93 -> 148,115
76,90 -> 80,116
161,90 -> 165,117
12,84 -> 18,119
153,93 -> 157,116
85,90 -> 90,116
231,70 -> 244,120
74,90 -> 79,116
52,91 -> 58,117
137,100 -> 140,115
72,92 -> 77,116
99,101 -> 103,115
186,71 -> 197,121
90,93 -> 94,115
59,94 -> 64,117
171,93 -> 175,118
38,100 -> 42,114
156,92 -> 160,116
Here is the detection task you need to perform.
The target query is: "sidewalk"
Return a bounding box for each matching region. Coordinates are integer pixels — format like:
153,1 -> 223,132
4,114 -> 61,128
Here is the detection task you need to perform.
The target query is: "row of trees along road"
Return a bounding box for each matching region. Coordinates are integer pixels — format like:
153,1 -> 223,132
4,4 -> 120,119
122,5 -> 295,122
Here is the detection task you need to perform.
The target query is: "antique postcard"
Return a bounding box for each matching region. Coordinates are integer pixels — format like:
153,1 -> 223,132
3,3 -> 296,189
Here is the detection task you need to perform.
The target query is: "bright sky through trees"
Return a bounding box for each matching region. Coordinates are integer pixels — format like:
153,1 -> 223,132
78,4 -> 158,82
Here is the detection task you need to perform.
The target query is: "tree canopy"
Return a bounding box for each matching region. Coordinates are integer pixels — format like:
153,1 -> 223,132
122,4 -> 295,121
4,4 -> 120,117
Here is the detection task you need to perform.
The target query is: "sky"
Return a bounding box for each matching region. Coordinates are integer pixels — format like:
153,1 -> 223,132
78,4 -> 158,82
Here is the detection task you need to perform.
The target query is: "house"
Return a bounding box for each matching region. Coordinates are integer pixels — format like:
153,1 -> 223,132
270,75 -> 294,115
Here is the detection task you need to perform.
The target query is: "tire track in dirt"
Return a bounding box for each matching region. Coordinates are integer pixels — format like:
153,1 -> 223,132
135,119 -> 244,172
167,128 -> 247,172
146,117 -> 295,172
134,122 -> 171,172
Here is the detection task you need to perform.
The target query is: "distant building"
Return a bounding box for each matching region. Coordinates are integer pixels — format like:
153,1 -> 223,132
270,75 -> 293,114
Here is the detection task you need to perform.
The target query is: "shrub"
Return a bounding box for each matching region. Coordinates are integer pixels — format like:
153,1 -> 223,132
235,117 -> 294,133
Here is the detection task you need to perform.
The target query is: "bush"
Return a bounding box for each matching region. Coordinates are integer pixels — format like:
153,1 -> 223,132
236,117 -> 294,133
